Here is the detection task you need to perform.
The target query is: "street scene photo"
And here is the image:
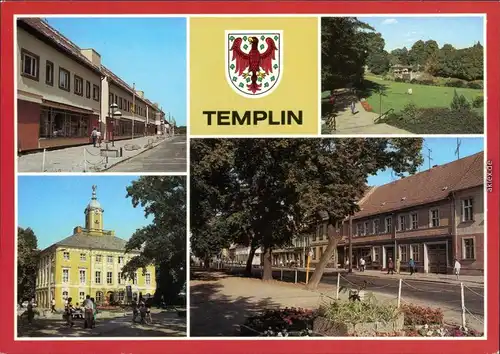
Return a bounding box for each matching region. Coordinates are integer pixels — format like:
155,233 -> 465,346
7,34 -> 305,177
321,16 -> 484,134
17,17 -> 187,172
17,176 -> 187,337
190,137 -> 485,337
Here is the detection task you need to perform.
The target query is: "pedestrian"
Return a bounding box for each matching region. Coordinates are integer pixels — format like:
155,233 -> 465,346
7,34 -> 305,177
26,299 -> 35,325
454,259 -> 461,280
387,258 -> 394,275
344,259 -> 349,270
139,297 -> 146,324
83,295 -> 93,329
96,129 -> 102,147
359,257 -> 365,272
350,101 -> 356,115
396,258 -> 401,274
51,298 -> 56,313
409,258 -> 415,275
132,299 -> 138,323
65,297 -> 74,327
91,297 -> 97,328
91,127 -> 98,147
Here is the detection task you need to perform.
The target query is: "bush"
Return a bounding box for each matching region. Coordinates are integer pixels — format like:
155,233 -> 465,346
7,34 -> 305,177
241,307 -> 317,337
401,304 -> 444,326
401,103 -> 419,122
445,79 -> 467,88
472,95 -> 484,108
394,77 -> 404,82
320,297 -> 400,324
467,81 -> 483,89
450,90 -> 471,111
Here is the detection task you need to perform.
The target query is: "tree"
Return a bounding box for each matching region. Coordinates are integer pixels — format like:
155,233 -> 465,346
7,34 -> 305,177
408,40 -> 426,68
17,227 -> 39,302
121,176 -> 186,304
390,47 -> 409,66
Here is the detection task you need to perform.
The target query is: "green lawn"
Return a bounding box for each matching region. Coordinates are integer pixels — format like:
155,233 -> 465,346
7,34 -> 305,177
364,75 -> 483,114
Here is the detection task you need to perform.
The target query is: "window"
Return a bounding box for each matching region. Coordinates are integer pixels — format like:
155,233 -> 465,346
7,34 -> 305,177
45,60 -> 54,85
373,219 -> 379,234
79,292 -> 85,302
62,269 -> 69,283
63,252 -> 70,260
62,291 -> 69,300
95,271 -> 101,284
430,209 -> 440,227
463,238 -> 475,260
95,254 -> 102,262
373,247 -> 380,262
400,245 -> 408,262
96,291 -> 103,303
124,99 -> 128,111
313,225 -> 318,241
462,198 -> 473,222
119,97 -> 123,109
74,75 -> 83,95
145,273 -> 151,285
107,255 -> 113,263
21,49 -> 39,80
93,84 -> 100,101
109,93 -> 114,105
411,245 -> 420,262
79,269 -> 86,284
411,213 -> 418,230
118,272 -> 123,284
385,217 -> 392,233
399,215 -> 407,231
59,67 -> 70,91
356,223 -> 365,236
318,246 -> 323,259
132,273 -> 138,285
118,256 -> 124,264
118,291 -> 125,301
86,81 -> 91,98
364,221 -> 370,235
80,253 -> 86,261
107,271 -> 113,284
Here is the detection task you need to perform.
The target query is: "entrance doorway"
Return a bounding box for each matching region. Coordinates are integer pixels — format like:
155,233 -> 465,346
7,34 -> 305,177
427,243 -> 447,274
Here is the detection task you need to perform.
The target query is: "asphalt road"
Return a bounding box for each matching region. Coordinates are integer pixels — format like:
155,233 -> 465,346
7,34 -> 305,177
225,267 -> 484,317
107,135 -> 187,173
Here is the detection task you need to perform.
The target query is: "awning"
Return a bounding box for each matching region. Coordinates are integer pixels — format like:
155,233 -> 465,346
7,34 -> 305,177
42,99 -> 97,115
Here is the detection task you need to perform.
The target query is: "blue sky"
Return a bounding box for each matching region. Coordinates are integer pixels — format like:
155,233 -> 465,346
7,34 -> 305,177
18,176 -> 153,250
367,137 -> 484,186
358,16 -> 484,51
45,17 -> 187,126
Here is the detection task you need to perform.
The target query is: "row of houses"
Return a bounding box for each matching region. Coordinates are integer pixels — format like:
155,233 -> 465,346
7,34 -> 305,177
228,152 -> 485,275
17,18 -> 168,152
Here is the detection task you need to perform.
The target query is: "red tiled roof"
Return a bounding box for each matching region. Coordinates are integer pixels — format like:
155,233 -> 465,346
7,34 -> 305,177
354,151 -> 484,219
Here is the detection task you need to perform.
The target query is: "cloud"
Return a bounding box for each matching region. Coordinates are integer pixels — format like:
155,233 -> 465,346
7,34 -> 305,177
382,18 -> 398,25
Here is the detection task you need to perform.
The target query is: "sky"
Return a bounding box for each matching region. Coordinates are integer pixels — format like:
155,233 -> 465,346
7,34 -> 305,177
367,137 -> 485,186
358,16 -> 484,51
18,176 -> 153,250
45,17 -> 187,126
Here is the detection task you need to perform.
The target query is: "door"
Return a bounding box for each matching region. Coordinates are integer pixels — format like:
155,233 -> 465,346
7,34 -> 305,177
427,244 -> 447,274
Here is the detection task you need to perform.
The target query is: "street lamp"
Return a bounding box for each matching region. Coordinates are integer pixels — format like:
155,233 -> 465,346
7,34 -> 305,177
108,103 -> 122,147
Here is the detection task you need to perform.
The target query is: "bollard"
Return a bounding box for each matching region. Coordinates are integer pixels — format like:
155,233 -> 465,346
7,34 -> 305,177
294,269 -> 298,284
460,282 -> 466,329
41,148 -> 46,172
120,147 -> 123,157
336,273 -> 340,300
280,268 -> 283,281
83,148 -> 87,172
397,278 -> 402,308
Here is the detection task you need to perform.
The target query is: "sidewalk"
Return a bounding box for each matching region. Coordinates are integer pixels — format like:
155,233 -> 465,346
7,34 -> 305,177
352,269 -> 484,287
18,135 -> 172,172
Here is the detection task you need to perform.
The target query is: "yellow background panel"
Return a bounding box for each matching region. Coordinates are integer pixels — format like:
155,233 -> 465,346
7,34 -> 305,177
190,17 -> 318,135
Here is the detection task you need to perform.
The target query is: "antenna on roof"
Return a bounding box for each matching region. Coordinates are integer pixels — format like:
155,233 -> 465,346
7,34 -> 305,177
455,138 -> 462,160
427,147 -> 433,170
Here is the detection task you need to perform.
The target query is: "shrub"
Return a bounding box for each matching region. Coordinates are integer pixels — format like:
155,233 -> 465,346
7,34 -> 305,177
320,297 -> 400,324
401,103 -> 419,122
472,95 -> 484,108
241,307 -> 317,336
450,90 -> 471,111
401,304 -> 444,326
467,81 -> 483,89
445,79 -> 467,88
394,77 -> 405,83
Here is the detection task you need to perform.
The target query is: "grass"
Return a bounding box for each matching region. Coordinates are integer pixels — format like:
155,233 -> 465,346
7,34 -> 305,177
364,75 -> 483,114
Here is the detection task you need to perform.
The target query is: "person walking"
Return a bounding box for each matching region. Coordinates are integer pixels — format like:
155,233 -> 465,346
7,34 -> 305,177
51,298 -> 56,313
65,297 -> 74,327
26,299 -> 35,325
91,127 -> 98,147
350,101 -> 356,115
96,129 -> 102,147
344,259 -> 349,270
359,257 -> 365,272
409,258 -> 415,275
395,258 -> 401,274
387,258 -> 394,275
91,297 -> 97,328
454,259 -> 461,280
83,295 -> 93,329
132,299 -> 139,323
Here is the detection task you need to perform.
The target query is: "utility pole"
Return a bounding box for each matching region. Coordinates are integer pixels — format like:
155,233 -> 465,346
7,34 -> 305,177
455,138 -> 462,160
427,147 -> 433,170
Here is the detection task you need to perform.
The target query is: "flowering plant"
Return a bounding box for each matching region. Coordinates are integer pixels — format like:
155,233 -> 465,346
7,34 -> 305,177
241,307 -> 317,337
401,304 -> 444,325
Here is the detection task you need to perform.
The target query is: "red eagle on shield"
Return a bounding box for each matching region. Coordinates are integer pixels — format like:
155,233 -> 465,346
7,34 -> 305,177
230,36 -> 278,94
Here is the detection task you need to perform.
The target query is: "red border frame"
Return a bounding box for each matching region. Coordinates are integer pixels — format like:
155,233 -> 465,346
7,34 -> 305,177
1,2 -> 499,353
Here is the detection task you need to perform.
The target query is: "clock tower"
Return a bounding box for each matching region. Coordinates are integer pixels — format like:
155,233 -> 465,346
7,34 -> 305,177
85,185 -> 104,232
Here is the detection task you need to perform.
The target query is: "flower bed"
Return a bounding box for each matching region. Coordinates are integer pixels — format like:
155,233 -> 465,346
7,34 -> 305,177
360,100 -> 373,112
400,304 -> 443,326
240,307 -> 317,337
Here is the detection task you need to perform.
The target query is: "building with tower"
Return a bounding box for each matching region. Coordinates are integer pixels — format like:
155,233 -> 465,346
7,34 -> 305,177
34,185 -> 156,309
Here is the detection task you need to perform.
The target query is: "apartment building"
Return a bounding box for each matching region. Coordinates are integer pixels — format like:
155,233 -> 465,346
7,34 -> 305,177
17,18 -> 164,152
307,152 -> 484,275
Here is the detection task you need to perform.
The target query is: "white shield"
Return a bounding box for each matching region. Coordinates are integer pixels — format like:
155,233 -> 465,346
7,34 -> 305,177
225,30 -> 283,99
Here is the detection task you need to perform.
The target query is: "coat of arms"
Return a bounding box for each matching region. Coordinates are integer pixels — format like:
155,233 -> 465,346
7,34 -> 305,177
225,30 -> 283,98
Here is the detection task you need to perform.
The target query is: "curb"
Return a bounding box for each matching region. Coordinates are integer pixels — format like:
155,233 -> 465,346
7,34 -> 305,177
100,138 -> 171,172
347,273 -> 484,288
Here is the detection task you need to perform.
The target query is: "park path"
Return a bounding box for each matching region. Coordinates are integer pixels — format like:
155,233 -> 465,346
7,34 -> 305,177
190,270 -> 483,336
322,101 -> 413,135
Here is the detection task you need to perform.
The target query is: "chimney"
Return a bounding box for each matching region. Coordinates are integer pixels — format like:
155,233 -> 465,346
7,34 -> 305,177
80,48 -> 101,67
136,90 -> 145,99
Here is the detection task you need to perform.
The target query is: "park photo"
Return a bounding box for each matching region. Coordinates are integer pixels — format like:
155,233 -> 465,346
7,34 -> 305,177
189,137 -> 485,337
16,175 -> 187,337
321,16 -> 484,135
